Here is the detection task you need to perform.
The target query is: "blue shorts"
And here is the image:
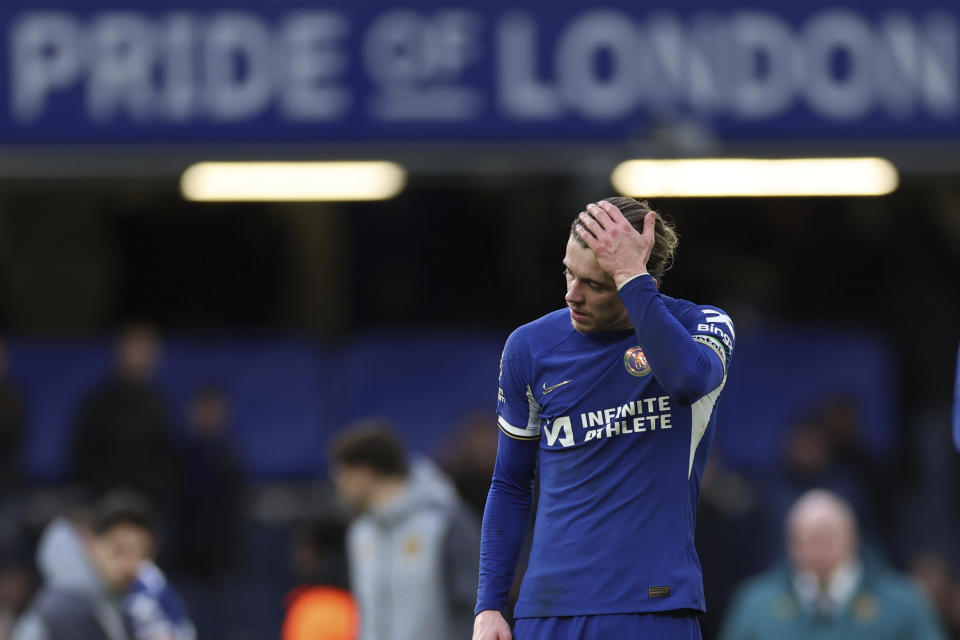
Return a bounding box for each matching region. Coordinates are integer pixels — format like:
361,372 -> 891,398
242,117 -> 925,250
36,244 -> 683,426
513,611 -> 702,640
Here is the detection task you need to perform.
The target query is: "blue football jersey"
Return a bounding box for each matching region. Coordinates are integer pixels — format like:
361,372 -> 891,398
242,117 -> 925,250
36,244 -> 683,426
125,562 -> 196,640
494,286 -> 734,618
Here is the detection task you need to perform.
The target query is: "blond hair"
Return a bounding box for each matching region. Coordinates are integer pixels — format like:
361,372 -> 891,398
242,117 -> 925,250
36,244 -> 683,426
570,196 -> 679,282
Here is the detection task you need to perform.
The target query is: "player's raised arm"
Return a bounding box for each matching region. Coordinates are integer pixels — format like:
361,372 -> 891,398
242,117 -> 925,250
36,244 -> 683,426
574,200 -> 731,404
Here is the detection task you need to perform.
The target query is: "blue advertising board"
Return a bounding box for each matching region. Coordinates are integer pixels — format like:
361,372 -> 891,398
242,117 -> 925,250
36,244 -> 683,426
0,1 -> 958,144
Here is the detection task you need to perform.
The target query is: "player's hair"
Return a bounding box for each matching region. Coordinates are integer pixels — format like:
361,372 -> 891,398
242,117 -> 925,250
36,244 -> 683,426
91,489 -> 157,537
570,196 -> 679,282
329,419 -> 409,478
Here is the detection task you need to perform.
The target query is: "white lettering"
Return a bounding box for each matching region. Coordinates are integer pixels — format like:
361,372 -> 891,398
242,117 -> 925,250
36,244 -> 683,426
496,12 -> 560,119
556,10 -> 637,119
729,12 -> 796,118
159,13 -> 197,121
685,13 -> 727,113
662,413 -> 672,429
642,13 -> 685,113
603,407 -> 617,424
605,421 -> 620,438
633,416 -> 646,432
658,396 -> 671,412
801,10 -> 874,120
11,12 -> 83,122
280,12 -> 350,121
920,12 -> 959,117
204,12 -> 273,121
10,8 -> 955,131
545,416 -> 575,447
86,13 -> 156,122
364,10 -> 482,121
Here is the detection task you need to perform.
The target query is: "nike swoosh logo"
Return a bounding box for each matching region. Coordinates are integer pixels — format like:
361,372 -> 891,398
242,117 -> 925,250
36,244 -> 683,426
542,380 -> 573,394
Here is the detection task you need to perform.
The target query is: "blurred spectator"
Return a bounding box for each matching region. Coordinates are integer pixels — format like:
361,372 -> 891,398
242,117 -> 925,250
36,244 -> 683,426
70,326 -> 180,519
0,339 -> 24,495
696,455 -> 771,639
289,517 -> 349,591
329,420 -> 479,640
719,489 -> 947,640
911,551 -> 960,639
436,410 -> 498,518
12,491 -> 158,640
763,409 -> 873,552
0,564 -> 34,640
950,587 -> 960,640
125,560 -> 195,640
0,339 -> 26,565
283,517 -> 357,640
175,385 -> 243,584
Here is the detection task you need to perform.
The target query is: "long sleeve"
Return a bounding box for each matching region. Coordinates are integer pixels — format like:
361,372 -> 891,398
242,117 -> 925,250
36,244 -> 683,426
474,430 -> 538,615
617,275 -> 730,405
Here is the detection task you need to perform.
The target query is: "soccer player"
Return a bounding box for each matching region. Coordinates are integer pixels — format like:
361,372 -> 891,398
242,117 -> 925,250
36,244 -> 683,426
473,197 -> 735,640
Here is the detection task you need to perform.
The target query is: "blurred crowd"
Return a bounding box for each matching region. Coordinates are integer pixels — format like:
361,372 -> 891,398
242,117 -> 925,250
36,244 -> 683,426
0,324 -> 958,640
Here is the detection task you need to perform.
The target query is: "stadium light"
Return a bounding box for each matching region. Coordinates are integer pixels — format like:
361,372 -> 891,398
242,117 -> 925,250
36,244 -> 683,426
180,161 -> 407,202
611,157 -> 899,197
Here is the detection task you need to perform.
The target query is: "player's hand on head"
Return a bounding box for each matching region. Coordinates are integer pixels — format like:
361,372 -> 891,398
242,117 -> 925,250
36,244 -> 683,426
473,610 -> 512,640
576,200 -> 656,288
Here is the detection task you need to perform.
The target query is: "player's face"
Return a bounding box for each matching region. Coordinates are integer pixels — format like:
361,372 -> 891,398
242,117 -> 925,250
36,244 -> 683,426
88,524 -> 154,594
563,237 -> 631,333
333,464 -> 376,513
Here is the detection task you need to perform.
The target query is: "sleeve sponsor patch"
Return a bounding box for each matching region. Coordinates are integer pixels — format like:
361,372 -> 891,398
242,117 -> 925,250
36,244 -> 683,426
692,334 -> 727,368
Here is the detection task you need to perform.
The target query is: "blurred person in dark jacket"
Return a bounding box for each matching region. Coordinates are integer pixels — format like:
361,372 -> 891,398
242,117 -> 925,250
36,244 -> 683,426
436,410 -> 499,518
0,339 -> 27,565
911,551 -> 960,640
175,385 -> 243,584
70,326 -> 179,519
695,454 -> 771,640
12,492 -> 157,640
0,339 -> 24,495
0,563 -> 35,640
329,420 -> 479,640
719,489 -> 947,640
283,517 -> 357,640
762,413 -> 872,557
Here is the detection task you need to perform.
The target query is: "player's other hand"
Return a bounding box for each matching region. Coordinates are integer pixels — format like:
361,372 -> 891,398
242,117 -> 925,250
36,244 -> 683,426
473,610 -> 512,640
576,200 -> 656,288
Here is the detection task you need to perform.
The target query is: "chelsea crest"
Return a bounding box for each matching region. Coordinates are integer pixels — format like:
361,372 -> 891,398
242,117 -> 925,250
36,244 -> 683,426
624,346 -> 652,377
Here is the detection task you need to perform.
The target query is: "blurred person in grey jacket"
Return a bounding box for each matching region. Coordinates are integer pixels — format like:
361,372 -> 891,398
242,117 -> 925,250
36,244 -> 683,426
12,492 -> 156,640
330,420 -> 479,640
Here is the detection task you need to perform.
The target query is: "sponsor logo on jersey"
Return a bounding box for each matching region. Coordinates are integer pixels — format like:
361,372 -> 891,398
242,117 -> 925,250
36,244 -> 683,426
624,346 -> 652,377
698,310 -> 735,352
542,379 -> 573,394
545,395 -> 674,448
702,309 -> 735,338
692,335 -> 727,364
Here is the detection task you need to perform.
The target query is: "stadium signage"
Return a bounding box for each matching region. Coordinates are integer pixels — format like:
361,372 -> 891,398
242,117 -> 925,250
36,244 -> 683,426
1,4 -> 958,143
